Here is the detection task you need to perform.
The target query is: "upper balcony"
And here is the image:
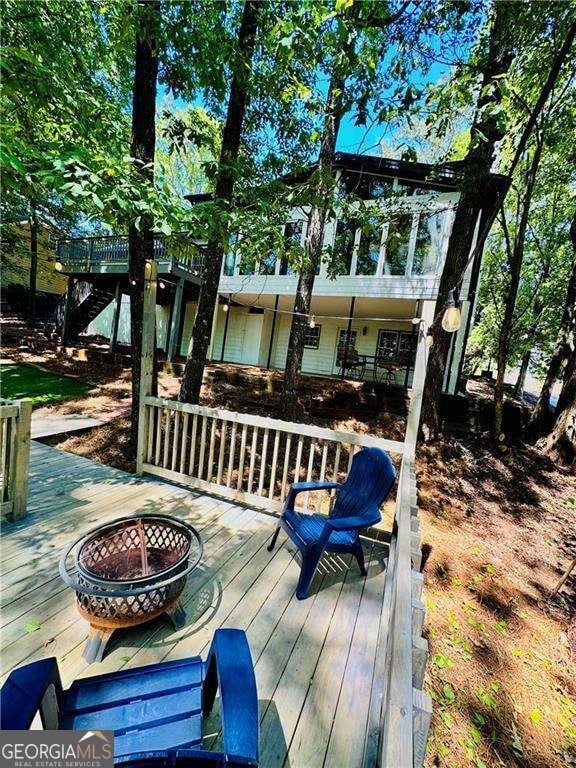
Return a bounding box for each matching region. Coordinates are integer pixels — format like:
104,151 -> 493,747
56,233 -> 206,282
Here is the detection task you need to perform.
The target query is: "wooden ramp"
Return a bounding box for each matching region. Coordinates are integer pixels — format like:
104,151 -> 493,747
0,443 -> 391,768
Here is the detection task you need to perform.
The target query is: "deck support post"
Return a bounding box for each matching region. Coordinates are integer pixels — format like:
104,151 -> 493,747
413,688 -> 433,768
405,300 -> 435,459
341,296 -> 355,380
167,277 -> 185,362
136,260 -> 157,475
61,276 -> 74,344
220,296 -> 231,362
11,400 -> 32,520
207,295 -> 220,361
109,281 -> 122,355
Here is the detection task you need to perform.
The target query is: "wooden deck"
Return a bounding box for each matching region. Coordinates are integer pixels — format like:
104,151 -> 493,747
0,442 -> 391,768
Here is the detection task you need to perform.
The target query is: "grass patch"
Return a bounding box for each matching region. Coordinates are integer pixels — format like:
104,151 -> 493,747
0,363 -> 91,405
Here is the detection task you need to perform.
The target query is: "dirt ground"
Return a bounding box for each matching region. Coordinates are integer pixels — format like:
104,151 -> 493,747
3,318 -> 575,767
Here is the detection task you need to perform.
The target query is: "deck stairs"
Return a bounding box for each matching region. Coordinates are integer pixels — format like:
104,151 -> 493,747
53,282 -> 115,339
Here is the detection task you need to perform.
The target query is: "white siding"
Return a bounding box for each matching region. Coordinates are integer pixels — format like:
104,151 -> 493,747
87,297 -> 169,348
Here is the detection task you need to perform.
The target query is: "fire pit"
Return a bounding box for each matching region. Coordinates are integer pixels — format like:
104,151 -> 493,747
59,514 -> 202,663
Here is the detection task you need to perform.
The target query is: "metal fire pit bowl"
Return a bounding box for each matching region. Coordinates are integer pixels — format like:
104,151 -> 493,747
59,514 -> 202,663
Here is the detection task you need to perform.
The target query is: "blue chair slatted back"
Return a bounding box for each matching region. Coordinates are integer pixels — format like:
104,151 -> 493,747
331,447 -> 396,521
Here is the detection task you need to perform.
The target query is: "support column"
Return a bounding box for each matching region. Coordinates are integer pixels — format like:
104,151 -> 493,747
61,276 -> 74,344
167,277 -> 185,362
405,300 -> 435,459
220,297 -> 231,362
136,260 -> 157,475
341,296 -> 355,380
109,281 -> 122,354
266,295 -> 279,369
207,296 -> 220,361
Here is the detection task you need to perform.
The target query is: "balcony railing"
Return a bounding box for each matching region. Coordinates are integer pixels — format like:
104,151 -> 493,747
57,233 -> 206,276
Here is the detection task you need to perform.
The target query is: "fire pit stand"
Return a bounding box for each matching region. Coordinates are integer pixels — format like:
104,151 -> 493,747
59,514 -> 202,663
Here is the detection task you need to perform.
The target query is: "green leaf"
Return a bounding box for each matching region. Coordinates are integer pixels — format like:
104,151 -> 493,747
472,712 -> 486,726
442,684 -> 456,702
433,653 -> 454,669
25,620 -> 41,633
529,708 -> 542,725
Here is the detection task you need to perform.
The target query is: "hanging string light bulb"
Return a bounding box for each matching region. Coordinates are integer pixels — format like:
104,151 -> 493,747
222,302 -> 229,313
441,289 -> 461,332
426,334 -> 434,348
54,260 -> 63,272
309,315 -> 316,328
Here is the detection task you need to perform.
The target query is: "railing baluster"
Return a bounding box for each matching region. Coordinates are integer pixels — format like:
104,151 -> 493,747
347,444 -> 355,474
146,405 -> 155,463
154,407 -> 162,466
333,443 -> 341,482
304,438 -> 316,509
206,418 -> 217,481
247,426 -> 258,494
171,410 -> 180,471
320,441 -> 328,482
280,433 -> 292,504
268,430 -> 280,500
226,421 -> 238,488
179,413 -> 189,474
294,435 -> 304,484
198,416 -> 208,480
188,413 -> 198,476
258,427 -> 269,497
216,420 -> 227,485
237,423 -> 248,491
162,409 -> 172,469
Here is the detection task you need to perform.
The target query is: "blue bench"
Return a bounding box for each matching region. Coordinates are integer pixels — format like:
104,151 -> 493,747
1,628 -> 258,767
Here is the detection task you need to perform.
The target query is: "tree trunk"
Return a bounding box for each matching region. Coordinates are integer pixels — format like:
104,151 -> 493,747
420,3 -> 513,440
542,356 -> 576,465
279,73 -> 346,419
179,0 -> 259,404
514,350 -> 531,400
129,0 -> 160,454
493,135 -> 544,439
528,214 -> 576,436
28,205 -> 38,324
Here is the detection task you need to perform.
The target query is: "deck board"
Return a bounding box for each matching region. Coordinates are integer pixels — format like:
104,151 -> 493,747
0,442 -> 391,768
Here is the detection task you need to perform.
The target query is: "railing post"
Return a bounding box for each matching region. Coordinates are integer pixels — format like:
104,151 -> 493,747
405,300 -> 435,459
61,276 -> 74,344
11,400 -> 32,520
136,260 -> 158,475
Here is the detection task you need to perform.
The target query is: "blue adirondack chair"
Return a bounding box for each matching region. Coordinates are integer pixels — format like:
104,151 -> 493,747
267,446 -> 396,599
0,629 -> 258,767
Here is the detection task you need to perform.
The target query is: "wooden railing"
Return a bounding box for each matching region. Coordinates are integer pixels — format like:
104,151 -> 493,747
140,397 -> 405,513
378,455 -> 431,767
0,399 -> 32,521
57,233 -> 206,276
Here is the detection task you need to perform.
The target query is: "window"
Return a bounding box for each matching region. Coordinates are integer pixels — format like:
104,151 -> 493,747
376,330 -> 415,365
304,324 -> 321,349
370,179 -> 393,198
384,214 -> 413,275
412,212 -> 443,275
376,330 -> 398,361
337,328 -> 357,348
334,219 -> 357,275
397,332 -> 415,365
280,221 -> 304,275
258,249 -> 276,275
356,217 -> 382,275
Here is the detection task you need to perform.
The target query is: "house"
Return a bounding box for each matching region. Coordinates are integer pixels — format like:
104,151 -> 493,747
56,153 -> 506,392
2,220 -> 68,300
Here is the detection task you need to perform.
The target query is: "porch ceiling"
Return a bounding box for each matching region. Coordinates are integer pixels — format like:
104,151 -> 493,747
231,294 -> 418,320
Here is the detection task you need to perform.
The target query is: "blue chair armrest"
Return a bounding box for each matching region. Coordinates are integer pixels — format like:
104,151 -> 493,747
1,657 -> 63,730
284,482 -> 342,511
202,629 -> 258,766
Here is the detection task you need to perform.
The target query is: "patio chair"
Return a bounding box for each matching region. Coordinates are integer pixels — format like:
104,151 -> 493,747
0,628 -> 258,768
267,446 -> 396,599
336,344 -> 366,380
